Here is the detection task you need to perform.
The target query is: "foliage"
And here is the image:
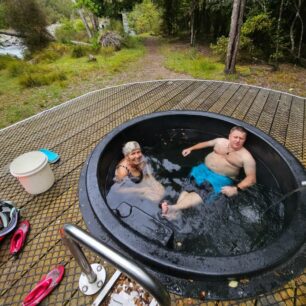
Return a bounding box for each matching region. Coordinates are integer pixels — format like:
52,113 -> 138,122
75,0 -> 141,18
0,55 -> 15,71
105,19 -> 124,35
90,35 -> 101,53
3,0 -> 51,52
36,0 -> 73,24
99,31 -> 122,50
0,43 -> 145,128
19,70 -> 67,88
71,45 -> 90,58
0,3 -> 8,29
212,13 -> 278,63
75,0 -> 101,15
55,20 -> 76,43
164,47 -> 225,79
210,36 -> 228,62
122,36 -> 143,49
8,61 -> 28,77
241,13 -> 275,60
128,0 -> 162,35
100,46 -> 115,57
55,19 -> 88,43
31,43 -> 71,63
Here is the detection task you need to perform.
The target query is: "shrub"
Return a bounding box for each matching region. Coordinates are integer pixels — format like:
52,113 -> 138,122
55,19 -> 75,43
106,19 -> 124,35
210,36 -> 228,62
0,55 -> 15,70
8,62 -> 28,77
19,70 -> 66,88
122,36 -> 142,49
100,46 -> 115,57
128,0 -> 162,35
90,35 -> 101,53
71,45 -> 88,58
99,32 -> 122,50
241,13 -> 275,60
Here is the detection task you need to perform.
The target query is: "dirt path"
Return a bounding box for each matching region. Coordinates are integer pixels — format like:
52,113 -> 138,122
108,37 -> 193,83
62,37 -> 193,99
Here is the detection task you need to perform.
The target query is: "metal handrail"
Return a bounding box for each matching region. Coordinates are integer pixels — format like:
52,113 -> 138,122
63,223 -> 171,306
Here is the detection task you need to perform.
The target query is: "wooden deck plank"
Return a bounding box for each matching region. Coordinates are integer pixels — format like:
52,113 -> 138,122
285,97 -> 305,161
231,87 -> 259,120
209,83 -> 241,114
256,90 -> 281,135
197,82 -> 231,111
270,93 -> 293,145
182,81 -> 222,110
243,88 -> 269,126
219,85 -> 249,117
171,81 -> 211,110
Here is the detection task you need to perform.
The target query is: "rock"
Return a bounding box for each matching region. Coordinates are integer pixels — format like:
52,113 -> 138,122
88,54 -> 97,62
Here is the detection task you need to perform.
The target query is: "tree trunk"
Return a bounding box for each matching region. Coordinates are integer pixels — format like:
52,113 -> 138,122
290,13 -> 298,54
190,0 -> 197,47
0,30 -> 26,38
297,12 -> 303,59
78,8 -> 92,38
274,0 -> 284,68
89,13 -> 98,33
224,0 -> 246,74
71,0 -> 92,39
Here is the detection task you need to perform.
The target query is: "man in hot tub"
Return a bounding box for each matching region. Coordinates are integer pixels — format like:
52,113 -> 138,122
161,126 -> 256,219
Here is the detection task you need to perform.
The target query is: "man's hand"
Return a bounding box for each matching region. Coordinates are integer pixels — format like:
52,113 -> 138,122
182,148 -> 192,157
221,186 -> 238,197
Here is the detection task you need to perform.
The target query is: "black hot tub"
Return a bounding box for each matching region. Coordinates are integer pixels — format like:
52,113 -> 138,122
79,111 -> 306,300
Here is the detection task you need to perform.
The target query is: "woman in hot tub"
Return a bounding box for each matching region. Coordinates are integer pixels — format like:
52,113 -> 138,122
114,141 -> 165,203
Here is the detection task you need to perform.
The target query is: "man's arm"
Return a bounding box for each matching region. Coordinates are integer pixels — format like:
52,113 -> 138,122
182,139 -> 218,156
221,153 -> 256,197
237,155 -> 256,190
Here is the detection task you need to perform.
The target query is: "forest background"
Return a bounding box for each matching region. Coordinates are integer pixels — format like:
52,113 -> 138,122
0,0 -> 305,128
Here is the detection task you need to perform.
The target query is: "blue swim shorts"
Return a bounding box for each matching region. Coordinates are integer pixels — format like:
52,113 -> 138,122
189,163 -> 234,193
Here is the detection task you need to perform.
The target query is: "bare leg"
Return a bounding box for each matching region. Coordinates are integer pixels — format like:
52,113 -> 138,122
174,192 -> 203,210
161,191 -> 203,219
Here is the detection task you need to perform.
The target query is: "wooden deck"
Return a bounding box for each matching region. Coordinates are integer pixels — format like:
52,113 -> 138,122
0,80 -> 305,305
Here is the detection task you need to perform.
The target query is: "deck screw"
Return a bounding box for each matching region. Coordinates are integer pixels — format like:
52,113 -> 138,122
97,265 -> 102,272
82,285 -> 88,293
97,280 -> 103,288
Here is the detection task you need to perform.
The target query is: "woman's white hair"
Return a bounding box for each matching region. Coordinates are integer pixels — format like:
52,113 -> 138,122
122,141 -> 141,156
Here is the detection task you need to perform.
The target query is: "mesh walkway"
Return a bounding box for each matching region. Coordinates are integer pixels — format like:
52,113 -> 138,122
0,80 -> 305,305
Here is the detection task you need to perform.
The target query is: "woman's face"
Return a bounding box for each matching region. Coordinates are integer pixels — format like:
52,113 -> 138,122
127,149 -> 143,166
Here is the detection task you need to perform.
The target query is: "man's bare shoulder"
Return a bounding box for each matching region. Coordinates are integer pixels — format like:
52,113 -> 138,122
241,147 -> 256,163
214,138 -> 228,145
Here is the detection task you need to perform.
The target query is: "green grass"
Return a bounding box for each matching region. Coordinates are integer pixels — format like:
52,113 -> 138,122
163,47 -> 250,81
0,42 -> 145,128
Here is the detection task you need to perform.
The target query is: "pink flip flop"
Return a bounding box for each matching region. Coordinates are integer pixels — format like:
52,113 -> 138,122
22,265 -> 65,306
9,220 -> 30,256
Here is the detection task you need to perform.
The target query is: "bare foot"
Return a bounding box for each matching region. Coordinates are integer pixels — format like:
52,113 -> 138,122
161,201 -> 169,215
160,200 -> 180,220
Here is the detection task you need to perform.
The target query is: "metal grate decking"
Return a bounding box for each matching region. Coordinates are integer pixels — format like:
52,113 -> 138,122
0,80 -> 305,305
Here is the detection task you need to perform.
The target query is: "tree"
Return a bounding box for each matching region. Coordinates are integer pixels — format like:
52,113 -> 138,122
128,0 -> 162,35
4,0 -> 52,51
225,0 -> 246,74
289,0 -> 304,61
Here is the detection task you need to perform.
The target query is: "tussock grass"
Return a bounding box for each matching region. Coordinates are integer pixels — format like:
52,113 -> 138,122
164,48 -> 225,80
0,42 -> 145,128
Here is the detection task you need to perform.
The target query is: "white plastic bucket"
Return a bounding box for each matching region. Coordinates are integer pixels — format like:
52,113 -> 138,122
10,151 -> 55,194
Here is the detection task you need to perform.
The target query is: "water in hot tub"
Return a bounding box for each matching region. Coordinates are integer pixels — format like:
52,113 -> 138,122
106,129 -> 285,257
